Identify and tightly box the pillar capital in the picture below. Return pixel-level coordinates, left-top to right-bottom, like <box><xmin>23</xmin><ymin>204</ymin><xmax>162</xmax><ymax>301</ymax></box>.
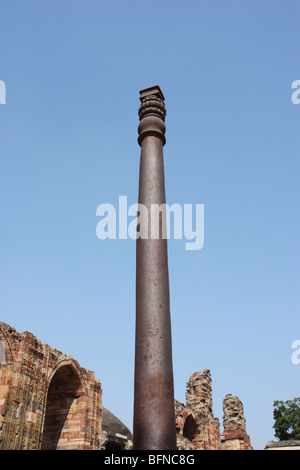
<box><xmin>138</xmin><ymin>85</ymin><xmax>166</xmax><ymax>146</ymax></box>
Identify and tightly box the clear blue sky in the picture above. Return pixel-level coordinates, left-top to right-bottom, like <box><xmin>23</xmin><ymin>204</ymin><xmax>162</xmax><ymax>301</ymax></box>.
<box><xmin>0</xmin><ymin>0</ymin><xmax>299</xmax><ymax>450</ymax></box>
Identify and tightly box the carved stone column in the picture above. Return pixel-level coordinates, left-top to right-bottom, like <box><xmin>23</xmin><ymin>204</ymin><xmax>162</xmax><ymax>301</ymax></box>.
<box><xmin>221</xmin><ymin>394</ymin><xmax>253</xmax><ymax>449</ymax></box>
<box><xmin>133</xmin><ymin>85</ymin><xmax>176</xmax><ymax>450</ymax></box>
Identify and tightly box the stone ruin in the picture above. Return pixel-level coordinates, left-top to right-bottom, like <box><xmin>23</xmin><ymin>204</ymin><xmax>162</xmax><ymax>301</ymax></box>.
<box><xmin>221</xmin><ymin>393</ymin><xmax>252</xmax><ymax>449</ymax></box>
<box><xmin>175</xmin><ymin>369</ymin><xmax>252</xmax><ymax>450</ymax></box>
<box><xmin>0</xmin><ymin>323</ymin><xmax>252</xmax><ymax>450</ymax></box>
<box><xmin>0</xmin><ymin>322</ymin><xmax>102</xmax><ymax>450</ymax></box>
<box><xmin>0</xmin><ymin>322</ymin><xmax>131</xmax><ymax>450</ymax></box>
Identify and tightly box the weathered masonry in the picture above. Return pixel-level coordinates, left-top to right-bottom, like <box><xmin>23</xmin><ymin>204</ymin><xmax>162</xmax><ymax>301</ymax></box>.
<box><xmin>175</xmin><ymin>369</ymin><xmax>252</xmax><ymax>450</ymax></box>
<box><xmin>0</xmin><ymin>323</ymin><xmax>252</xmax><ymax>450</ymax></box>
<box><xmin>0</xmin><ymin>323</ymin><xmax>102</xmax><ymax>450</ymax></box>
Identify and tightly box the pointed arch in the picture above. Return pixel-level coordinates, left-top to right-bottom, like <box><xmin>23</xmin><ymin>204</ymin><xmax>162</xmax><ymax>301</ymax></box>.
<box><xmin>183</xmin><ymin>414</ymin><xmax>198</xmax><ymax>445</ymax></box>
<box><xmin>41</xmin><ymin>358</ymin><xmax>88</xmax><ymax>450</ymax></box>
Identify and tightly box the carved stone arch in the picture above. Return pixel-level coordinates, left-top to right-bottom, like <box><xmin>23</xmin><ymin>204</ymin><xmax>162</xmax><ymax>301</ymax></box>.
<box><xmin>41</xmin><ymin>357</ymin><xmax>89</xmax><ymax>450</ymax></box>
<box><xmin>47</xmin><ymin>357</ymin><xmax>87</xmax><ymax>391</ymax></box>
<box><xmin>0</xmin><ymin>325</ymin><xmax>14</xmax><ymax>364</ymax></box>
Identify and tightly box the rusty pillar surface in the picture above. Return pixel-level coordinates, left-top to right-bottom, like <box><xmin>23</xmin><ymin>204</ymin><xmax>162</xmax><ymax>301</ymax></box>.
<box><xmin>133</xmin><ymin>85</ymin><xmax>177</xmax><ymax>450</ymax></box>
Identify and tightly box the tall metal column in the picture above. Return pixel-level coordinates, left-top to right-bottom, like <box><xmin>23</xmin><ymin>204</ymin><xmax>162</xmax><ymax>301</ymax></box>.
<box><xmin>133</xmin><ymin>85</ymin><xmax>177</xmax><ymax>450</ymax></box>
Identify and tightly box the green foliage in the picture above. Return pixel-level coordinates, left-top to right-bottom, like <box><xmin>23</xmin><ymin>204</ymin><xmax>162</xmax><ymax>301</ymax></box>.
<box><xmin>273</xmin><ymin>398</ymin><xmax>300</xmax><ymax>441</ymax></box>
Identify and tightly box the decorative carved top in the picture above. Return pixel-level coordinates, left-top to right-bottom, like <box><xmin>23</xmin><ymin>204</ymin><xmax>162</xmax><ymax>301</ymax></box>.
<box><xmin>139</xmin><ymin>85</ymin><xmax>165</xmax><ymax>102</ymax></box>
<box><xmin>138</xmin><ymin>91</ymin><xmax>166</xmax><ymax>122</ymax></box>
<box><xmin>137</xmin><ymin>85</ymin><xmax>167</xmax><ymax>146</ymax></box>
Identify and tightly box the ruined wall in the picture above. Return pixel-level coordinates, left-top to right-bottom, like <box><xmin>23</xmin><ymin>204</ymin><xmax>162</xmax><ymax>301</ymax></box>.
<box><xmin>175</xmin><ymin>370</ymin><xmax>252</xmax><ymax>450</ymax></box>
<box><xmin>220</xmin><ymin>394</ymin><xmax>252</xmax><ymax>450</ymax></box>
<box><xmin>175</xmin><ymin>400</ymin><xmax>198</xmax><ymax>450</ymax></box>
<box><xmin>185</xmin><ymin>369</ymin><xmax>221</xmax><ymax>450</ymax></box>
<box><xmin>0</xmin><ymin>323</ymin><xmax>252</xmax><ymax>451</ymax></box>
<box><xmin>0</xmin><ymin>323</ymin><xmax>102</xmax><ymax>450</ymax></box>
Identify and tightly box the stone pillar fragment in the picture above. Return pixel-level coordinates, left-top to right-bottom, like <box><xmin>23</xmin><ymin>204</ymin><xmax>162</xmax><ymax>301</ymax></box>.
<box><xmin>221</xmin><ymin>394</ymin><xmax>252</xmax><ymax>450</ymax></box>
<box><xmin>185</xmin><ymin>370</ymin><xmax>221</xmax><ymax>450</ymax></box>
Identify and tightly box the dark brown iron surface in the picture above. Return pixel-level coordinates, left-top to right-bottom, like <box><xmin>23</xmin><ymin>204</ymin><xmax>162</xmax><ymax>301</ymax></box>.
<box><xmin>133</xmin><ymin>86</ymin><xmax>177</xmax><ymax>450</ymax></box>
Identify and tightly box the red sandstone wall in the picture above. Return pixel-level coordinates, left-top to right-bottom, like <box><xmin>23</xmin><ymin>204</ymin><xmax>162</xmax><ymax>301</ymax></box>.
<box><xmin>0</xmin><ymin>323</ymin><xmax>102</xmax><ymax>450</ymax></box>
<box><xmin>1</xmin><ymin>324</ymin><xmax>252</xmax><ymax>451</ymax></box>
<box><xmin>221</xmin><ymin>426</ymin><xmax>253</xmax><ymax>450</ymax></box>
<box><xmin>175</xmin><ymin>371</ymin><xmax>252</xmax><ymax>451</ymax></box>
